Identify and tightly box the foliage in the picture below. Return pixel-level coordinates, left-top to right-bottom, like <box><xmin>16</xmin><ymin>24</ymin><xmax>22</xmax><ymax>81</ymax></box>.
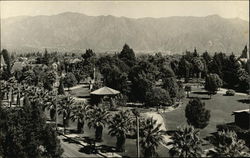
<box><xmin>207</xmin><ymin>130</ymin><xmax>249</xmax><ymax>157</ymax></box>
<box><xmin>205</xmin><ymin>73</ymin><xmax>223</xmax><ymax>96</ymax></box>
<box><xmin>225</xmin><ymin>89</ymin><xmax>235</xmax><ymax>96</ymax></box>
<box><xmin>162</xmin><ymin>77</ymin><xmax>179</xmax><ymax>100</ymax></box>
<box><xmin>44</xmin><ymin>70</ymin><xmax>57</xmax><ymax>91</ymax></box>
<box><xmin>236</xmin><ymin>68</ymin><xmax>250</xmax><ymax>92</ymax></box>
<box><xmin>129</xmin><ymin>60</ymin><xmax>158</xmax><ymax>102</ymax></box>
<box><xmin>63</xmin><ymin>72</ymin><xmax>77</xmax><ymax>90</ymax></box>
<box><xmin>58</xmin><ymin>79</ymin><xmax>65</xmax><ymax>95</ymax></box>
<box><xmin>1</xmin><ymin>49</ymin><xmax>12</xmax><ymax>80</ymax></box>
<box><xmin>145</xmin><ymin>87</ymin><xmax>172</xmax><ymax>107</ymax></box>
<box><xmin>58</xmin><ymin>96</ymin><xmax>75</xmax><ymax>127</ymax></box>
<box><xmin>240</xmin><ymin>45</ymin><xmax>248</xmax><ymax>58</ymax></box>
<box><xmin>216</xmin><ymin>124</ymin><xmax>250</xmax><ymax>148</ymax></box>
<box><xmin>101</xmin><ymin>65</ymin><xmax>130</xmax><ymax>95</ymax></box>
<box><xmin>167</xmin><ymin>125</ymin><xmax>203</xmax><ymax>158</ymax></box>
<box><xmin>73</xmin><ymin>69</ymin><xmax>86</xmax><ymax>84</ymax></box>
<box><xmin>82</xmin><ymin>49</ymin><xmax>96</xmax><ymax>60</ymax></box>
<box><xmin>118</xmin><ymin>44</ymin><xmax>136</xmax><ymax>67</ymax></box>
<box><xmin>178</xmin><ymin>57</ymin><xmax>192</xmax><ymax>81</ymax></box>
<box><xmin>71</xmin><ymin>103</ymin><xmax>89</xmax><ymax>133</ymax></box>
<box><xmin>108</xmin><ymin>110</ymin><xmax>133</xmax><ymax>152</ymax></box>
<box><xmin>0</xmin><ymin>102</ymin><xmax>63</xmax><ymax>158</ymax></box>
<box><xmin>185</xmin><ymin>98</ymin><xmax>210</xmax><ymax>129</ymax></box>
<box><xmin>139</xmin><ymin>117</ymin><xmax>164</xmax><ymax>158</ymax></box>
<box><xmin>158</xmin><ymin>65</ymin><xmax>175</xmax><ymax>79</ymax></box>
<box><xmin>86</xmin><ymin>105</ymin><xmax>110</xmax><ymax>142</ymax></box>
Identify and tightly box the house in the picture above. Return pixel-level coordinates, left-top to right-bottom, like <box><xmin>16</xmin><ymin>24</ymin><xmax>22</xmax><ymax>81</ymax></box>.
<box><xmin>11</xmin><ymin>61</ymin><xmax>27</xmax><ymax>73</ymax></box>
<box><xmin>232</xmin><ymin>109</ymin><xmax>250</xmax><ymax>129</ymax></box>
<box><xmin>238</xmin><ymin>47</ymin><xmax>250</xmax><ymax>64</ymax></box>
<box><xmin>90</xmin><ymin>86</ymin><xmax>120</xmax><ymax>105</ymax></box>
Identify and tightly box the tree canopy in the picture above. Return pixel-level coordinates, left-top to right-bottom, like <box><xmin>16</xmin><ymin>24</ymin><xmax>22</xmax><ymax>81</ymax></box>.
<box><xmin>185</xmin><ymin>98</ymin><xmax>210</xmax><ymax>129</ymax></box>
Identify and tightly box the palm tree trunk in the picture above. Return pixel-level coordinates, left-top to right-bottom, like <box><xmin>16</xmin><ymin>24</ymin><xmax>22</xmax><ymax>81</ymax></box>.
<box><xmin>77</xmin><ymin>119</ymin><xmax>84</xmax><ymax>133</ymax></box>
<box><xmin>116</xmin><ymin>134</ymin><xmax>126</xmax><ymax>152</ymax></box>
<box><xmin>95</xmin><ymin>125</ymin><xmax>103</xmax><ymax>142</ymax></box>
<box><xmin>50</xmin><ymin>108</ymin><xmax>56</xmax><ymax>121</ymax></box>
<box><xmin>63</xmin><ymin>116</ymin><xmax>70</xmax><ymax>127</ymax></box>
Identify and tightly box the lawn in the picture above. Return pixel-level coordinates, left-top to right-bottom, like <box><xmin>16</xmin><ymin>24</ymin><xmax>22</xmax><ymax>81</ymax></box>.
<box><xmin>161</xmin><ymin>86</ymin><xmax>249</xmax><ymax>139</ymax></box>
<box><xmin>54</xmin><ymin>84</ymin><xmax>249</xmax><ymax>157</ymax></box>
<box><xmin>50</xmin><ymin>108</ymin><xmax>169</xmax><ymax>158</ymax></box>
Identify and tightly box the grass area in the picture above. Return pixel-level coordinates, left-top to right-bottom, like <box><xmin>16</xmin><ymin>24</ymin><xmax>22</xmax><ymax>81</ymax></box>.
<box><xmin>161</xmin><ymin>86</ymin><xmax>249</xmax><ymax>139</ymax></box>
<box><xmin>54</xmin><ymin>84</ymin><xmax>249</xmax><ymax>157</ymax></box>
<box><xmin>47</xmin><ymin>108</ymin><xmax>169</xmax><ymax>158</ymax></box>
<box><xmin>68</xmin><ymin>84</ymin><xmax>90</xmax><ymax>98</ymax></box>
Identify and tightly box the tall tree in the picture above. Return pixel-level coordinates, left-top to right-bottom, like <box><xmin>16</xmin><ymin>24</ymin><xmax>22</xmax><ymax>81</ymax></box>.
<box><xmin>43</xmin><ymin>48</ymin><xmax>50</xmax><ymax>66</ymax></box>
<box><xmin>118</xmin><ymin>44</ymin><xmax>136</xmax><ymax>67</ymax></box>
<box><xmin>140</xmin><ymin>117</ymin><xmax>164</xmax><ymax>158</ymax></box>
<box><xmin>58</xmin><ymin>96</ymin><xmax>75</xmax><ymax>127</ymax></box>
<box><xmin>58</xmin><ymin>79</ymin><xmax>65</xmax><ymax>95</ymax></box>
<box><xmin>71</xmin><ymin>103</ymin><xmax>88</xmax><ymax>133</ymax></box>
<box><xmin>129</xmin><ymin>60</ymin><xmax>158</xmax><ymax>102</ymax></box>
<box><xmin>0</xmin><ymin>101</ymin><xmax>63</xmax><ymax>158</ymax></box>
<box><xmin>240</xmin><ymin>45</ymin><xmax>248</xmax><ymax>58</ymax></box>
<box><xmin>205</xmin><ymin>73</ymin><xmax>223</xmax><ymax>98</ymax></box>
<box><xmin>145</xmin><ymin>87</ymin><xmax>172</xmax><ymax>107</ymax></box>
<box><xmin>63</xmin><ymin>72</ymin><xmax>77</xmax><ymax>91</ymax></box>
<box><xmin>185</xmin><ymin>98</ymin><xmax>210</xmax><ymax>129</ymax></box>
<box><xmin>162</xmin><ymin>77</ymin><xmax>179</xmax><ymax>100</ymax></box>
<box><xmin>82</xmin><ymin>49</ymin><xmax>96</xmax><ymax>60</ymax></box>
<box><xmin>86</xmin><ymin>105</ymin><xmax>110</xmax><ymax>142</ymax></box>
<box><xmin>207</xmin><ymin>131</ymin><xmax>249</xmax><ymax>157</ymax></box>
<box><xmin>1</xmin><ymin>49</ymin><xmax>12</xmax><ymax>80</ymax></box>
<box><xmin>168</xmin><ymin>125</ymin><xmax>203</xmax><ymax>158</ymax></box>
<box><xmin>108</xmin><ymin>110</ymin><xmax>133</xmax><ymax>152</ymax></box>
<box><xmin>43</xmin><ymin>70</ymin><xmax>57</xmax><ymax>91</ymax></box>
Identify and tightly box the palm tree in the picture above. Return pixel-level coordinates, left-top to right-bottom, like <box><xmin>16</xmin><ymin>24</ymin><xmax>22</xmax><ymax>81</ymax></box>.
<box><xmin>58</xmin><ymin>96</ymin><xmax>75</xmax><ymax>127</ymax></box>
<box><xmin>71</xmin><ymin>103</ymin><xmax>89</xmax><ymax>133</ymax></box>
<box><xmin>207</xmin><ymin>130</ymin><xmax>249</xmax><ymax>157</ymax></box>
<box><xmin>86</xmin><ymin>105</ymin><xmax>110</xmax><ymax>142</ymax></box>
<box><xmin>139</xmin><ymin>117</ymin><xmax>164</xmax><ymax>158</ymax></box>
<box><xmin>108</xmin><ymin>110</ymin><xmax>133</xmax><ymax>152</ymax></box>
<box><xmin>167</xmin><ymin>125</ymin><xmax>203</xmax><ymax>158</ymax></box>
<box><xmin>42</xmin><ymin>90</ymin><xmax>58</xmax><ymax>120</ymax></box>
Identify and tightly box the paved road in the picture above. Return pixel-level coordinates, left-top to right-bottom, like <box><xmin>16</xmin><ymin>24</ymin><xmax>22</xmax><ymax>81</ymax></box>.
<box><xmin>58</xmin><ymin>135</ymin><xmax>101</xmax><ymax>158</ymax></box>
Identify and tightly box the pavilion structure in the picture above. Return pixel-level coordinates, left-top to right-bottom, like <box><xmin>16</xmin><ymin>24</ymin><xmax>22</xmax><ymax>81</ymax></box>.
<box><xmin>90</xmin><ymin>86</ymin><xmax>120</xmax><ymax>106</ymax></box>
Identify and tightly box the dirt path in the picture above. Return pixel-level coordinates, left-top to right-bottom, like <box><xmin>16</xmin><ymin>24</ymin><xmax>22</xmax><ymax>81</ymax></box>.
<box><xmin>217</xmin><ymin>88</ymin><xmax>247</xmax><ymax>96</ymax></box>
<box><xmin>143</xmin><ymin>112</ymin><xmax>172</xmax><ymax>149</ymax></box>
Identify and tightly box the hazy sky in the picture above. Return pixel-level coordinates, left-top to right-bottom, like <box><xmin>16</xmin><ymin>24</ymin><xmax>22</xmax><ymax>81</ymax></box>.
<box><xmin>1</xmin><ymin>1</ymin><xmax>249</xmax><ymax>21</ymax></box>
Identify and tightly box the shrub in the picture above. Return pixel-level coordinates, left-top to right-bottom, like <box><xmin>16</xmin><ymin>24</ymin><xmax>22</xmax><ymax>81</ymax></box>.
<box><xmin>217</xmin><ymin>124</ymin><xmax>250</xmax><ymax>148</ymax></box>
<box><xmin>185</xmin><ymin>98</ymin><xmax>210</xmax><ymax>129</ymax></box>
<box><xmin>226</xmin><ymin>89</ymin><xmax>235</xmax><ymax>96</ymax></box>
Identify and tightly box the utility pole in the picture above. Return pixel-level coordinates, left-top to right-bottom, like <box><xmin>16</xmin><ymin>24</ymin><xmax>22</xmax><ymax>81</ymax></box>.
<box><xmin>55</xmin><ymin>94</ymin><xmax>58</xmax><ymax>131</ymax></box>
<box><xmin>136</xmin><ymin>115</ymin><xmax>140</xmax><ymax>158</ymax></box>
<box><xmin>132</xmin><ymin>108</ymin><xmax>140</xmax><ymax>158</ymax></box>
<box><xmin>247</xmin><ymin>56</ymin><xmax>250</xmax><ymax>129</ymax></box>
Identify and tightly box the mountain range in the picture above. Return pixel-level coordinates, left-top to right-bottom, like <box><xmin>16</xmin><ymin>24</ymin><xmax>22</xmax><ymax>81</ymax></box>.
<box><xmin>1</xmin><ymin>12</ymin><xmax>249</xmax><ymax>54</ymax></box>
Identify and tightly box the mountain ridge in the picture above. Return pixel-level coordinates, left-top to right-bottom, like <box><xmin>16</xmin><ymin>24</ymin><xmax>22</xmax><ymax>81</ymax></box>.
<box><xmin>1</xmin><ymin>12</ymin><xmax>249</xmax><ymax>54</ymax></box>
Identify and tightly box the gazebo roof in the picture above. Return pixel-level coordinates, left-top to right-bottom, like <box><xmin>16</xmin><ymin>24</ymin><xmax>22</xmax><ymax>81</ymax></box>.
<box><xmin>90</xmin><ymin>86</ymin><xmax>120</xmax><ymax>96</ymax></box>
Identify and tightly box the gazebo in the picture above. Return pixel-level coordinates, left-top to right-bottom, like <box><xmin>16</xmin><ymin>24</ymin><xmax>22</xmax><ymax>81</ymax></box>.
<box><xmin>90</xmin><ymin>86</ymin><xmax>120</xmax><ymax>105</ymax></box>
<box><xmin>90</xmin><ymin>86</ymin><xmax>120</xmax><ymax>96</ymax></box>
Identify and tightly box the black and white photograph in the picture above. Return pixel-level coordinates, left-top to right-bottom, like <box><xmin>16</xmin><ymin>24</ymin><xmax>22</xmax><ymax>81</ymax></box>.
<box><xmin>0</xmin><ymin>1</ymin><xmax>249</xmax><ymax>157</ymax></box>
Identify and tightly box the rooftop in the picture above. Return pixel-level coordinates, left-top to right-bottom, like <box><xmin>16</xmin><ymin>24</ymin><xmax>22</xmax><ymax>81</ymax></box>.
<box><xmin>90</xmin><ymin>86</ymin><xmax>120</xmax><ymax>96</ymax></box>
